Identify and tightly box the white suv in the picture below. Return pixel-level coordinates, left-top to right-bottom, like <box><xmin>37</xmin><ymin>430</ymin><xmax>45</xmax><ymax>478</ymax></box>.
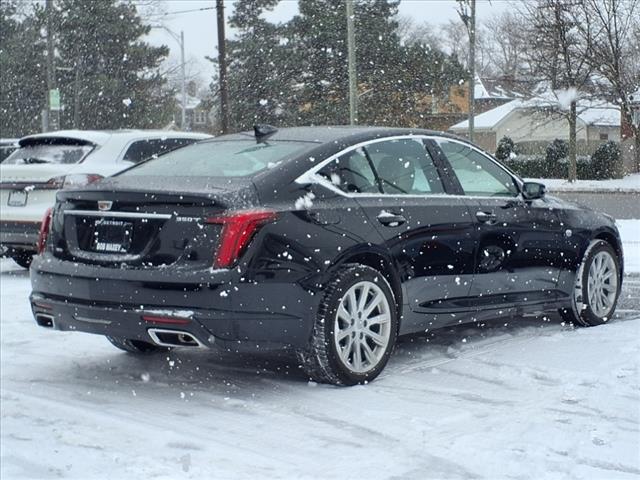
<box><xmin>0</xmin><ymin>129</ymin><xmax>211</xmax><ymax>267</ymax></box>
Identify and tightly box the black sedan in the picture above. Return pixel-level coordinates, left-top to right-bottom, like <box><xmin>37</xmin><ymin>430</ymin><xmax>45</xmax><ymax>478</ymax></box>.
<box><xmin>29</xmin><ymin>126</ymin><xmax>623</xmax><ymax>385</ymax></box>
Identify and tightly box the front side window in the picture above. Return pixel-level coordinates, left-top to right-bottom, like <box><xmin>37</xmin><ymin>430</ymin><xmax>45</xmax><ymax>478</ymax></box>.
<box><xmin>317</xmin><ymin>148</ymin><xmax>378</xmax><ymax>194</ymax></box>
<box><xmin>364</xmin><ymin>138</ymin><xmax>444</xmax><ymax>195</ymax></box>
<box><xmin>437</xmin><ymin>140</ymin><xmax>518</xmax><ymax>197</ymax></box>
<box><xmin>122</xmin><ymin>140</ymin><xmax>315</xmax><ymax>177</ymax></box>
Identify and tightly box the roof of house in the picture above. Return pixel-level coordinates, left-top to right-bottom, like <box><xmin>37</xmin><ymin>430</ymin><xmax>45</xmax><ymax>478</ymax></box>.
<box><xmin>175</xmin><ymin>93</ymin><xmax>204</xmax><ymax>110</ymax></box>
<box><xmin>451</xmin><ymin>95</ymin><xmax>621</xmax><ymax>131</ymax></box>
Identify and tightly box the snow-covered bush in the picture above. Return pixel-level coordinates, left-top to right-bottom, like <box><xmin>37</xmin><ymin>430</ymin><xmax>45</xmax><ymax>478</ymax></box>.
<box><xmin>495</xmin><ymin>136</ymin><xmax>516</xmax><ymax>162</ymax></box>
<box><xmin>590</xmin><ymin>141</ymin><xmax>623</xmax><ymax>180</ymax></box>
<box><xmin>503</xmin><ymin>154</ymin><xmax>592</xmax><ymax>179</ymax></box>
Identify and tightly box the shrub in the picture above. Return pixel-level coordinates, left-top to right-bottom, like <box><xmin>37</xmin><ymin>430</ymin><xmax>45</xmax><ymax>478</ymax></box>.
<box><xmin>495</xmin><ymin>136</ymin><xmax>516</xmax><ymax>161</ymax></box>
<box><xmin>503</xmin><ymin>155</ymin><xmax>593</xmax><ymax>179</ymax></box>
<box><xmin>545</xmin><ymin>139</ymin><xmax>568</xmax><ymax>162</ymax></box>
<box><xmin>590</xmin><ymin>141</ymin><xmax>623</xmax><ymax>180</ymax></box>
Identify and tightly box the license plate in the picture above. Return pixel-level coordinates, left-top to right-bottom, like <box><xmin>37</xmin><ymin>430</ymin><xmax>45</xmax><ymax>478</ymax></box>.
<box><xmin>8</xmin><ymin>190</ymin><xmax>27</xmax><ymax>207</ymax></box>
<box><xmin>92</xmin><ymin>219</ymin><xmax>133</xmax><ymax>253</ymax></box>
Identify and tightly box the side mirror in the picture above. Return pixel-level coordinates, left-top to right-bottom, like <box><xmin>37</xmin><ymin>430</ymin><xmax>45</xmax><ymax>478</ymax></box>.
<box><xmin>521</xmin><ymin>181</ymin><xmax>546</xmax><ymax>200</ymax></box>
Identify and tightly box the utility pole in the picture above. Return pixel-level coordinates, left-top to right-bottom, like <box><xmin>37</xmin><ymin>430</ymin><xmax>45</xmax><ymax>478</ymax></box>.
<box><xmin>346</xmin><ymin>0</ymin><xmax>358</xmax><ymax>125</ymax></box>
<box><xmin>150</xmin><ymin>26</ymin><xmax>186</xmax><ymax>129</ymax></box>
<box><xmin>216</xmin><ymin>0</ymin><xmax>229</xmax><ymax>134</ymax></box>
<box><xmin>44</xmin><ymin>0</ymin><xmax>55</xmax><ymax>132</ymax></box>
<box><xmin>457</xmin><ymin>0</ymin><xmax>475</xmax><ymax>142</ymax></box>
<box><xmin>468</xmin><ymin>0</ymin><xmax>475</xmax><ymax>142</ymax></box>
<box><xmin>180</xmin><ymin>30</ymin><xmax>186</xmax><ymax>129</ymax></box>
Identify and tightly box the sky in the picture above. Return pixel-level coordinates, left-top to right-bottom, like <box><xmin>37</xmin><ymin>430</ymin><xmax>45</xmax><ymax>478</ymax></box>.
<box><xmin>144</xmin><ymin>0</ymin><xmax>512</xmax><ymax>85</ymax></box>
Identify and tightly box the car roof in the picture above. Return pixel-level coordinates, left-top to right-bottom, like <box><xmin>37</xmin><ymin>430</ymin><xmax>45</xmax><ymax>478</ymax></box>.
<box><xmin>214</xmin><ymin>125</ymin><xmax>466</xmax><ymax>145</ymax></box>
<box><xmin>19</xmin><ymin>129</ymin><xmax>211</xmax><ymax>147</ymax></box>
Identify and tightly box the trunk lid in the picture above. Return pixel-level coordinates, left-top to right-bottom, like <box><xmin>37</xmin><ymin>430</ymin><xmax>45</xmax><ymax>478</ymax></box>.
<box><xmin>50</xmin><ymin>178</ymin><xmax>259</xmax><ymax>269</ymax></box>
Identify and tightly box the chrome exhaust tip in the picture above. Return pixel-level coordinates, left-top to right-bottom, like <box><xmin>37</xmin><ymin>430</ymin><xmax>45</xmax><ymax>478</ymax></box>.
<box><xmin>35</xmin><ymin>313</ymin><xmax>55</xmax><ymax>328</ymax></box>
<box><xmin>147</xmin><ymin>328</ymin><xmax>206</xmax><ymax>348</ymax></box>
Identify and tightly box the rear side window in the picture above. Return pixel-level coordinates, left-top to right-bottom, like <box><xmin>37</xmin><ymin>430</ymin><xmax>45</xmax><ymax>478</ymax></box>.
<box><xmin>437</xmin><ymin>140</ymin><xmax>518</xmax><ymax>197</ymax></box>
<box><xmin>122</xmin><ymin>138</ymin><xmax>199</xmax><ymax>164</ymax></box>
<box><xmin>4</xmin><ymin>144</ymin><xmax>93</xmax><ymax>165</ymax></box>
<box><xmin>122</xmin><ymin>140</ymin><xmax>314</xmax><ymax>177</ymax></box>
<box><xmin>317</xmin><ymin>148</ymin><xmax>379</xmax><ymax>194</ymax></box>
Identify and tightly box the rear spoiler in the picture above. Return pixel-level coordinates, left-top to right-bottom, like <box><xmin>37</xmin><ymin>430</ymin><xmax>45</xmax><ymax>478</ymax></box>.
<box><xmin>19</xmin><ymin>137</ymin><xmax>96</xmax><ymax>148</ymax></box>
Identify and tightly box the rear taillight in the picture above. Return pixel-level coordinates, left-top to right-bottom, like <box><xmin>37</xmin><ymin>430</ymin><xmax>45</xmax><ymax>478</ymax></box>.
<box><xmin>206</xmin><ymin>209</ymin><xmax>278</xmax><ymax>268</ymax></box>
<box><xmin>46</xmin><ymin>174</ymin><xmax>103</xmax><ymax>189</ymax></box>
<box><xmin>37</xmin><ymin>207</ymin><xmax>53</xmax><ymax>254</ymax></box>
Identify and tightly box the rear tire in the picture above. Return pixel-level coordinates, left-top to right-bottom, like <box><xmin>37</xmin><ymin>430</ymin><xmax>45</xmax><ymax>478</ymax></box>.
<box><xmin>559</xmin><ymin>240</ymin><xmax>621</xmax><ymax>327</ymax></box>
<box><xmin>297</xmin><ymin>265</ymin><xmax>398</xmax><ymax>386</ymax></box>
<box><xmin>10</xmin><ymin>251</ymin><xmax>34</xmax><ymax>269</ymax></box>
<box><xmin>106</xmin><ymin>336</ymin><xmax>167</xmax><ymax>354</ymax></box>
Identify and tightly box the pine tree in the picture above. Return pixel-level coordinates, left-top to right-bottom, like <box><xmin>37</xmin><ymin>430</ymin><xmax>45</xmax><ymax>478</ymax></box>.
<box><xmin>52</xmin><ymin>0</ymin><xmax>173</xmax><ymax>130</ymax></box>
<box><xmin>226</xmin><ymin>0</ymin><xmax>293</xmax><ymax>131</ymax></box>
<box><xmin>0</xmin><ymin>1</ymin><xmax>47</xmax><ymax>137</ymax></box>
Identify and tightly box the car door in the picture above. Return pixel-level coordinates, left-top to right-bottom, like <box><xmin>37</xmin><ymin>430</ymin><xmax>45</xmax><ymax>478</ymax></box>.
<box><xmin>315</xmin><ymin>137</ymin><xmax>477</xmax><ymax>331</ymax></box>
<box><xmin>434</xmin><ymin>139</ymin><xmax>566</xmax><ymax>307</ymax></box>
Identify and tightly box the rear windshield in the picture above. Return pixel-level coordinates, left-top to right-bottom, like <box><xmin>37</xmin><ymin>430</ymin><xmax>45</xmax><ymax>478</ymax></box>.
<box><xmin>4</xmin><ymin>144</ymin><xmax>93</xmax><ymax>165</ymax></box>
<box><xmin>121</xmin><ymin>140</ymin><xmax>314</xmax><ymax>178</ymax></box>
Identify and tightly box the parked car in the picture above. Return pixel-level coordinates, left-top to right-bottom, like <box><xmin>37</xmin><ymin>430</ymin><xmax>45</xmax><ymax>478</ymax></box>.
<box><xmin>0</xmin><ymin>138</ymin><xmax>19</xmax><ymax>163</ymax></box>
<box><xmin>29</xmin><ymin>126</ymin><xmax>623</xmax><ymax>385</ymax></box>
<box><xmin>1</xmin><ymin>129</ymin><xmax>211</xmax><ymax>267</ymax></box>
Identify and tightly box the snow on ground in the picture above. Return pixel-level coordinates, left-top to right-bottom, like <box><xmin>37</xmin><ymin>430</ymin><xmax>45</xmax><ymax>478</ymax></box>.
<box><xmin>1</xmin><ymin>252</ymin><xmax>639</xmax><ymax>479</ymax></box>
<box><xmin>528</xmin><ymin>173</ymin><xmax>640</xmax><ymax>193</ymax></box>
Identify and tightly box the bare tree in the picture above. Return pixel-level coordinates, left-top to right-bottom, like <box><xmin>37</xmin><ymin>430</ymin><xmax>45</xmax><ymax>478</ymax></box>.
<box><xmin>525</xmin><ymin>0</ymin><xmax>595</xmax><ymax>182</ymax></box>
<box><xmin>579</xmin><ymin>0</ymin><xmax>640</xmax><ymax>171</ymax></box>
<box><xmin>396</xmin><ymin>16</ymin><xmax>441</xmax><ymax>50</ymax></box>
<box><xmin>483</xmin><ymin>10</ymin><xmax>531</xmax><ymax>79</ymax></box>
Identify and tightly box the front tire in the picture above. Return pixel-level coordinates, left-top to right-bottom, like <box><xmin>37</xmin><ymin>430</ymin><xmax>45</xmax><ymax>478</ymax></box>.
<box><xmin>560</xmin><ymin>240</ymin><xmax>621</xmax><ymax>326</ymax></box>
<box><xmin>106</xmin><ymin>336</ymin><xmax>167</xmax><ymax>354</ymax></box>
<box><xmin>10</xmin><ymin>250</ymin><xmax>34</xmax><ymax>269</ymax></box>
<box><xmin>297</xmin><ymin>265</ymin><xmax>398</xmax><ymax>386</ymax></box>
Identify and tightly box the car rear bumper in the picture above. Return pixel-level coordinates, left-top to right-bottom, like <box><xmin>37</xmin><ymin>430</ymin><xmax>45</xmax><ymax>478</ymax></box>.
<box><xmin>0</xmin><ymin>221</ymin><xmax>40</xmax><ymax>251</ymax></box>
<box><xmin>29</xmin><ymin>254</ymin><xmax>319</xmax><ymax>351</ymax></box>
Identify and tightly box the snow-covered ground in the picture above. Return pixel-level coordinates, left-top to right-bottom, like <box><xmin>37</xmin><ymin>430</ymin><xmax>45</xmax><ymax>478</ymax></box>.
<box><xmin>528</xmin><ymin>173</ymin><xmax>640</xmax><ymax>192</ymax></box>
<box><xmin>1</xmin><ymin>223</ymin><xmax>639</xmax><ymax>479</ymax></box>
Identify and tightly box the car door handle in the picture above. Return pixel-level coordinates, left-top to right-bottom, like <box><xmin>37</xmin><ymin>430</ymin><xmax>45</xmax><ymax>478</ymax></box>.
<box><xmin>377</xmin><ymin>212</ymin><xmax>406</xmax><ymax>226</ymax></box>
<box><xmin>475</xmin><ymin>211</ymin><xmax>497</xmax><ymax>224</ymax></box>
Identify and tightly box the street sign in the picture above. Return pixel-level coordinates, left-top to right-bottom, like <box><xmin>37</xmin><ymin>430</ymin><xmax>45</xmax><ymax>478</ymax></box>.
<box><xmin>49</xmin><ymin>89</ymin><xmax>61</xmax><ymax>111</ymax></box>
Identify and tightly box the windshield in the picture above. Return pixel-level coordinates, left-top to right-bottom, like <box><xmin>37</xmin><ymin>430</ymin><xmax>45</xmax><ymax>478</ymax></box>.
<box><xmin>121</xmin><ymin>140</ymin><xmax>315</xmax><ymax>178</ymax></box>
<box><xmin>4</xmin><ymin>144</ymin><xmax>94</xmax><ymax>165</ymax></box>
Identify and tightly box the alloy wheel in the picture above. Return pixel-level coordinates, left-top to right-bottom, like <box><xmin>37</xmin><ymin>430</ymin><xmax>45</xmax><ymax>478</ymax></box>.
<box><xmin>333</xmin><ymin>281</ymin><xmax>392</xmax><ymax>373</ymax></box>
<box><xmin>586</xmin><ymin>250</ymin><xmax>618</xmax><ymax>318</ymax></box>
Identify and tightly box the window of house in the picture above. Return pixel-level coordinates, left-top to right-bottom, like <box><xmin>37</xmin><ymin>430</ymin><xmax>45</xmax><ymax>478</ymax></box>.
<box><xmin>194</xmin><ymin>110</ymin><xmax>207</xmax><ymax>125</ymax></box>
<box><xmin>599</xmin><ymin>133</ymin><xmax>609</xmax><ymax>141</ymax></box>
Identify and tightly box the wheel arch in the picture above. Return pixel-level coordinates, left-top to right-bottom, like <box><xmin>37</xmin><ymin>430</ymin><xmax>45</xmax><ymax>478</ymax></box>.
<box><xmin>592</xmin><ymin>227</ymin><xmax>624</xmax><ymax>279</ymax></box>
<box><xmin>331</xmin><ymin>246</ymin><xmax>403</xmax><ymax>319</ymax></box>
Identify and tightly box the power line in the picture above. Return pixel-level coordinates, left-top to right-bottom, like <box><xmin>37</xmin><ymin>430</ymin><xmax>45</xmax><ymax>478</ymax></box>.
<box><xmin>162</xmin><ymin>6</ymin><xmax>215</xmax><ymax>16</ymax></box>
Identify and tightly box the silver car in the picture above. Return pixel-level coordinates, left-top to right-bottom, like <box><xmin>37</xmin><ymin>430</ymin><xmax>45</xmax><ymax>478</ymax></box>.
<box><xmin>0</xmin><ymin>129</ymin><xmax>211</xmax><ymax>267</ymax></box>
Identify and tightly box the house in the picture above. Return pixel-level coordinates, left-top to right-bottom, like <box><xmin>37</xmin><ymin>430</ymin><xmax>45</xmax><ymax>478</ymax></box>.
<box><xmin>172</xmin><ymin>92</ymin><xmax>215</xmax><ymax>133</ymax></box>
<box><xmin>449</xmin><ymin>94</ymin><xmax>621</xmax><ymax>154</ymax></box>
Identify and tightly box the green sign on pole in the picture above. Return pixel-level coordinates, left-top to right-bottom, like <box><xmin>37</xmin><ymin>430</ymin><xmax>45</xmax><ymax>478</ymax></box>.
<box><xmin>49</xmin><ymin>88</ymin><xmax>61</xmax><ymax>111</ymax></box>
